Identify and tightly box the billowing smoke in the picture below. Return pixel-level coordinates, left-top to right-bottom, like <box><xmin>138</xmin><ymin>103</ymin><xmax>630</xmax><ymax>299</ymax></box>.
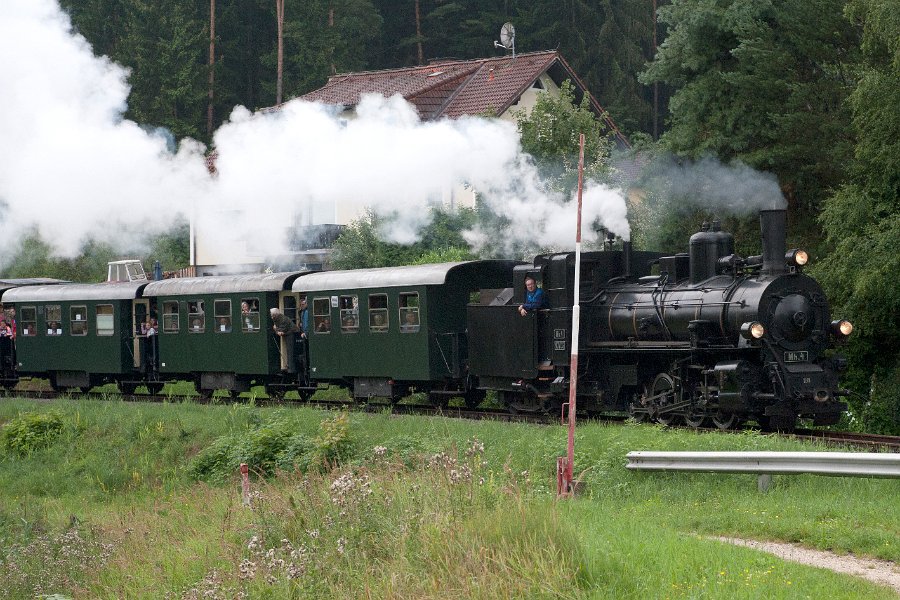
<box><xmin>636</xmin><ymin>154</ymin><xmax>787</xmax><ymax>214</ymax></box>
<box><xmin>1</xmin><ymin>0</ymin><xmax>631</xmax><ymax>272</ymax></box>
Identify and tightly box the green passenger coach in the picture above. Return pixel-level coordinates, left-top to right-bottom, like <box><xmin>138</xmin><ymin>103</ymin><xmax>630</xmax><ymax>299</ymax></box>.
<box><xmin>293</xmin><ymin>261</ymin><xmax>519</xmax><ymax>403</ymax></box>
<box><xmin>142</xmin><ymin>272</ymin><xmax>306</xmax><ymax>396</ymax></box>
<box><xmin>3</xmin><ymin>282</ymin><xmax>147</xmax><ymax>391</ymax></box>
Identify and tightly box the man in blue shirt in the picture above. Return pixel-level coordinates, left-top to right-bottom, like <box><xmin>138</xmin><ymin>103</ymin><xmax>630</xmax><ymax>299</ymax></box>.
<box><xmin>519</xmin><ymin>276</ymin><xmax>547</xmax><ymax>316</ymax></box>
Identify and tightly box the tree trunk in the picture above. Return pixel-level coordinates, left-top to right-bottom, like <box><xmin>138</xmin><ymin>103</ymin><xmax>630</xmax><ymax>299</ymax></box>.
<box><xmin>414</xmin><ymin>0</ymin><xmax>423</xmax><ymax>65</ymax></box>
<box><xmin>207</xmin><ymin>0</ymin><xmax>215</xmax><ymax>137</ymax></box>
<box><xmin>276</xmin><ymin>0</ymin><xmax>285</xmax><ymax>105</ymax></box>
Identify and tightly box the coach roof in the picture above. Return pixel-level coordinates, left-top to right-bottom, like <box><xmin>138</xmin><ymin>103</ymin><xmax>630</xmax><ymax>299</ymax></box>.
<box><xmin>2</xmin><ymin>282</ymin><xmax>146</xmax><ymax>302</ymax></box>
<box><xmin>143</xmin><ymin>272</ymin><xmax>305</xmax><ymax>296</ymax></box>
<box><xmin>292</xmin><ymin>261</ymin><xmax>520</xmax><ymax>293</ymax></box>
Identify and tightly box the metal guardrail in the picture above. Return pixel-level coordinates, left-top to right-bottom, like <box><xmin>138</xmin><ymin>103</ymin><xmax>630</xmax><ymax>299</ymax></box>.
<box><xmin>626</xmin><ymin>451</ymin><xmax>900</xmax><ymax>492</ymax></box>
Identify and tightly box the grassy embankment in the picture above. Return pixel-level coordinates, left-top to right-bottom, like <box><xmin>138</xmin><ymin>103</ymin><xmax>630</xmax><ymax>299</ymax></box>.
<box><xmin>0</xmin><ymin>394</ymin><xmax>897</xmax><ymax>599</ymax></box>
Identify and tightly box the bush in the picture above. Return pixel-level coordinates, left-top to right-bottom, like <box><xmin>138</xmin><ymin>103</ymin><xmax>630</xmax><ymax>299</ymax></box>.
<box><xmin>1</xmin><ymin>411</ymin><xmax>65</xmax><ymax>456</ymax></box>
<box><xmin>188</xmin><ymin>413</ymin><xmax>357</xmax><ymax>482</ymax></box>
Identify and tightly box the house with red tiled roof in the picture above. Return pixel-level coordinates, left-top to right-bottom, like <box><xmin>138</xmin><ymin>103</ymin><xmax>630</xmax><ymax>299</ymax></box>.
<box><xmin>300</xmin><ymin>50</ymin><xmax>628</xmax><ymax>147</ymax></box>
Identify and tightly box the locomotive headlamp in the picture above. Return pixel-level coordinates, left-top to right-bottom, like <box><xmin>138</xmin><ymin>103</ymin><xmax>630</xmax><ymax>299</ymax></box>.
<box><xmin>741</xmin><ymin>321</ymin><xmax>765</xmax><ymax>340</ymax></box>
<box><xmin>831</xmin><ymin>319</ymin><xmax>853</xmax><ymax>337</ymax></box>
<box><xmin>786</xmin><ymin>249</ymin><xmax>809</xmax><ymax>267</ymax></box>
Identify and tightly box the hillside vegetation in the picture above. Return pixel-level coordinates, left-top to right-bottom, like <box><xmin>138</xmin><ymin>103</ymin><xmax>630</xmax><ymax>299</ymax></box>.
<box><xmin>0</xmin><ymin>398</ymin><xmax>897</xmax><ymax>599</ymax></box>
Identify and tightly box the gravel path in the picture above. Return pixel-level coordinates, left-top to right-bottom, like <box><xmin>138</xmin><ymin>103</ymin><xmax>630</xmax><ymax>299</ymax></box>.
<box><xmin>716</xmin><ymin>537</ymin><xmax>900</xmax><ymax>595</ymax></box>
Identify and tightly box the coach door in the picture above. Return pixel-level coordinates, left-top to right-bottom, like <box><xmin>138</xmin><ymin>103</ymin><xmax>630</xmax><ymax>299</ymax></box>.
<box><xmin>132</xmin><ymin>299</ymin><xmax>150</xmax><ymax>369</ymax></box>
<box><xmin>279</xmin><ymin>292</ymin><xmax>302</xmax><ymax>372</ymax></box>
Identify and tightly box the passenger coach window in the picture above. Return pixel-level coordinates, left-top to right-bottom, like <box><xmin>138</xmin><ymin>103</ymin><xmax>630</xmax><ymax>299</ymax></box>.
<box><xmin>188</xmin><ymin>300</ymin><xmax>205</xmax><ymax>333</ymax></box>
<box><xmin>162</xmin><ymin>301</ymin><xmax>179</xmax><ymax>333</ymax></box>
<box><xmin>340</xmin><ymin>295</ymin><xmax>359</xmax><ymax>333</ymax></box>
<box><xmin>96</xmin><ymin>305</ymin><xmax>114</xmax><ymax>336</ymax></box>
<box><xmin>399</xmin><ymin>292</ymin><xmax>420</xmax><ymax>333</ymax></box>
<box><xmin>20</xmin><ymin>307</ymin><xmax>36</xmax><ymax>336</ymax></box>
<box><xmin>240</xmin><ymin>298</ymin><xmax>259</xmax><ymax>332</ymax></box>
<box><xmin>369</xmin><ymin>294</ymin><xmax>388</xmax><ymax>332</ymax></box>
<box><xmin>313</xmin><ymin>298</ymin><xmax>331</xmax><ymax>334</ymax></box>
<box><xmin>46</xmin><ymin>305</ymin><xmax>62</xmax><ymax>336</ymax></box>
<box><xmin>71</xmin><ymin>306</ymin><xmax>88</xmax><ymax>336</ymax></box>
<box><xmin>214</xmin><ymin>299</ymin><xmax>231</xmax><ymax>333</ymax></box>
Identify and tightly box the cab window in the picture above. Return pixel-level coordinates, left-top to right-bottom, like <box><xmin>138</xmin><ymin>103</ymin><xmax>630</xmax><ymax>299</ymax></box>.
<box><xmin>20</xmin><ymin>306</ymin><xmax>36</xmax><ymax>337</ymax></box>
<box><xmin>368</xmin><ymin>294</ymin><xmax>388</xmax><ymax>332</ymax></box>
<box><xmin>162</xmin><ymin>301</ymin><xmax>179</xmax><ymax>333</ymax></box>
<box><xmin>214</xmin><ymin>299</ymin><xmax>232</xmax><ymax>333</ymax></box>
<box><xmin>96</xmin><ymin>305</ymin><xmax>114</xmax><ymax>336</ymax></box>
<box><xmin>313</xmin><ymin>298</ymin><xmax>331</xmax><ymax>334</ymax></box>
<box><xmin>340</xmin><ymin>295</ymin><xmax>358</xmax><ymax>333</ymax></box>
<box><xmin>399</xmin><ymin>292</ymin><xmax>420</xmax><ymax>333</ymax></box>
<box><xmin>71</xmin><ymin>305</ymin><xmax>88</xmax><ymax>336</ymax></box>
<box><xmin>46</xmin><ymin>304</ymin><xmax>62</xmax><ymax>336</ymax></box>
<box><xmin>188</xmin><ymin>300</ymin><xmax>205</xmax><ymax>333</ymax></box>
<box><xmin>240</xmin><ymin>298</ymin><xmax>260</xmax><ymax>332</ymax></box>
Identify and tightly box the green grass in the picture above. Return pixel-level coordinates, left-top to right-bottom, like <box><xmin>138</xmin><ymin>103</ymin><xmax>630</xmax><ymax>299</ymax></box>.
<box><xmin>0</xmin><ymin>398</ymin><xmax>897</xmax><ymax>599</ymax></box>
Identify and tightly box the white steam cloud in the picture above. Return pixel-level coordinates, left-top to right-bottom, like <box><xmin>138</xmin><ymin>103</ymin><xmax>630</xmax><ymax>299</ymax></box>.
<box><xmin>638</xmin><ymin>154</ymin><xmax>787</xmax><ymax>214</ymax></box>
<box><xmin>1</xmin><ymin>0</ymin><xmax>630</xmax><ymax>272</ymax></box>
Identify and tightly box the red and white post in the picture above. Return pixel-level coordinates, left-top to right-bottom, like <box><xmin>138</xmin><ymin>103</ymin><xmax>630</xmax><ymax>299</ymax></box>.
<box><xmin>557</xmin><ymin>133</ymin><xmax>586</xmax><ymax>498</ymax></box>
<box><xmin>240</xmin><ymin>463</ymin><xmax>251</xmax><ymax>506</ymax></box>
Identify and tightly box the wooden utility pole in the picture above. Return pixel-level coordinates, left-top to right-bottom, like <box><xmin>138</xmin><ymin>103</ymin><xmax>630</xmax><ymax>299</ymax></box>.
<box><xmin>414</xmin><ymin>0</ymin><xmax>424</xmax><ymax>65</ymax></box>
<box><xmin>207</xmin><ymin>0</ymin><xmax>216</xmax><ymax>137</ymax></box>
<box><xmin>276</xmin><ymin>0</ymin><xmax>285</xmax><ymax>104</ymax></box>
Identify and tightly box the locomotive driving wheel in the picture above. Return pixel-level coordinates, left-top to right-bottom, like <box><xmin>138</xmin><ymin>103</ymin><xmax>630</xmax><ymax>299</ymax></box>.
<box><xmin>648</xmin><ymin>373</ymin><xmax>680</xmax><ymax>427</ymax></box>
<box><xmin>683</xmin><ymin>405</ymin><xmax>708</xmax><ymax>428</ymax></box>
<box><xmin>711</xmin><ymin>411</ymin><xmax>738</xmax><ymax>430</ymax></box>
<box><xmin>627</xmin><ymin>394</ymin><xmax>649</xmax><ymax>423</ymax></box>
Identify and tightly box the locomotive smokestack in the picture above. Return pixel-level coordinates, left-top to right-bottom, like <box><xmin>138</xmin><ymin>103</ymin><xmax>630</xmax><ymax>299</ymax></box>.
<box><xmin>760</xmin><ymin>209</ymin><xmax>787</xmax><ymax>275</ymax></box>
<box><xmin>623</xmin><ymin>241</ymin><xmax>632</xmax><ymax>278</ymax></box>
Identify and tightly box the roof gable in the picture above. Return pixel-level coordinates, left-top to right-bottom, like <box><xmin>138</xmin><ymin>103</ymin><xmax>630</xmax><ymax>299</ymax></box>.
<box><xmin>299</xmin><ymin>50</ymin><xmax>627</xmax><ymax>147</ymax></box>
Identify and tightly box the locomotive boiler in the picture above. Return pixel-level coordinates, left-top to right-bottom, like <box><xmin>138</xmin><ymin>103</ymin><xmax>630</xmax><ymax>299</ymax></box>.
<box><xmin>468</xmin><ymin>209</ymin><xmax>851</xmax><ymax>431</ymax></box>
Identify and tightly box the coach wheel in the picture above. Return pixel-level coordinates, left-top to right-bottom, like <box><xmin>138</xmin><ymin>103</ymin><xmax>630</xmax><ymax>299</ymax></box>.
<box><xmin>649</xmin><ymin>373</ymin><xmax>679</xmax><ymax>427</ymax></box>
<box><xmin>464</xmin><ymin>388</ymin><xmax>485</xmax><ymax>410</ymax></box>
<box><xmin>427</xmin><ymin>392</ymin><xmax>450</xmax><ymax>409</ymax></box>
<box><xmin>146</xmin><ymin>382</ymin><xmax>164</xmax><ymax>396</ymax></box>
<box><xmin>711</xmin><ymin>411</ymin><xmax>738</xmax><ymax>430</ymax></box>
<box><xmin>120</xmin><ymin>382</ymin><xmax>138</xmax><ymax>395</ymax></box>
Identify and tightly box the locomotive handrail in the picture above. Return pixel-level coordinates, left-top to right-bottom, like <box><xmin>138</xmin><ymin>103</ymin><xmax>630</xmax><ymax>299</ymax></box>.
<box><xmin>626</xmin><ymin>451</ymin><xmax>900</xmax><ymax>492</ymax></box>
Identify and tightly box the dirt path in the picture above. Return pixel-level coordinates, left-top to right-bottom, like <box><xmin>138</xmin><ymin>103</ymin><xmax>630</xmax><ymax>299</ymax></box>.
<box><xmin>716</xmin><ymin>537</ymin><xmax>900</xmax><ymax>595</ymax></box>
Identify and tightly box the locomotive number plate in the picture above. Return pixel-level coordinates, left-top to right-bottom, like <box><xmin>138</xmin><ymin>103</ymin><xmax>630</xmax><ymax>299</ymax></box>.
<box><xmin>784</xmin><ymin>351</ymin><xmax>808</xmax><ymax>363</ymax></box>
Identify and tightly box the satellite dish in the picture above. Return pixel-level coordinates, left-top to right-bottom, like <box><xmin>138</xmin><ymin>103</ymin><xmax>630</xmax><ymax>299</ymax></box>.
<box><xmin>500</xmin><ymin>22</ymin><xmax>516</xmax><ymax>48</ymax></box>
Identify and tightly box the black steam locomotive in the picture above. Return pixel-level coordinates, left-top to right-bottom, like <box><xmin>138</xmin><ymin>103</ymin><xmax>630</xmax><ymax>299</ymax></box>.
<box><xmin>469</xmin><ymin>209</ymin><xmax>852</xmax><ymax>431</ymax></box>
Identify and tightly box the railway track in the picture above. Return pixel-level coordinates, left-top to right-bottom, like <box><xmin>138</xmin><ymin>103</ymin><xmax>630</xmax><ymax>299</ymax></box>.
<box><xmin>4</xmin><ymin>384</ymin><xmax>898</xmax><ymax>452</ymax></box>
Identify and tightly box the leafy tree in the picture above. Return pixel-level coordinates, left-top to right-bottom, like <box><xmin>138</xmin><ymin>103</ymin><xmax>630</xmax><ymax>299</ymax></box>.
<box><xmin>641</xmin><ymin>0</ymin><xmax>859</xmax><ymax>218</ymax></box>
<box><xmin>117</xmin><ymin>0</ymin><xmax>208</xmax><ymax>140</ymax></box>
<box><xmin>146</xmin><ymin>220</ymin><xmax>191</xmax><ymax>272</ymax></box>
<box><xmin>331</xmin><ymin>207</ymin><xmax>475</xmax><ymax>269</ymax></box>
<box><xmin>59</xmin><ymin>0</ymin><xmax>127</xmax><ymax>58</ymax></box>
<box><xmin>516</xmin><ymin>80</ymin><xmax>612</xmax><ymax>191</ymax></box>
<box><xmin>813</xmin><ymin>0</ymin><xmax>900</xmax><ymax>433</ymax></box>
<box><xmin>265</xmin><ymin>0</ymin><xmax>384</xmax><ymax>101</ymax></box>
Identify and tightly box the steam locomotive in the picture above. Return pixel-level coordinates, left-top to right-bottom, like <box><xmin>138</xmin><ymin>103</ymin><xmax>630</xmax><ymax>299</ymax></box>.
<box><xmin>0</xmin><ymin>209</ymin><xmax>851</xmax><ymax>432</ymax></box>
<box><xmin>470</xmin><ymin>208</ymin><xmax>852</xmax><ymax>431</ymax></box>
